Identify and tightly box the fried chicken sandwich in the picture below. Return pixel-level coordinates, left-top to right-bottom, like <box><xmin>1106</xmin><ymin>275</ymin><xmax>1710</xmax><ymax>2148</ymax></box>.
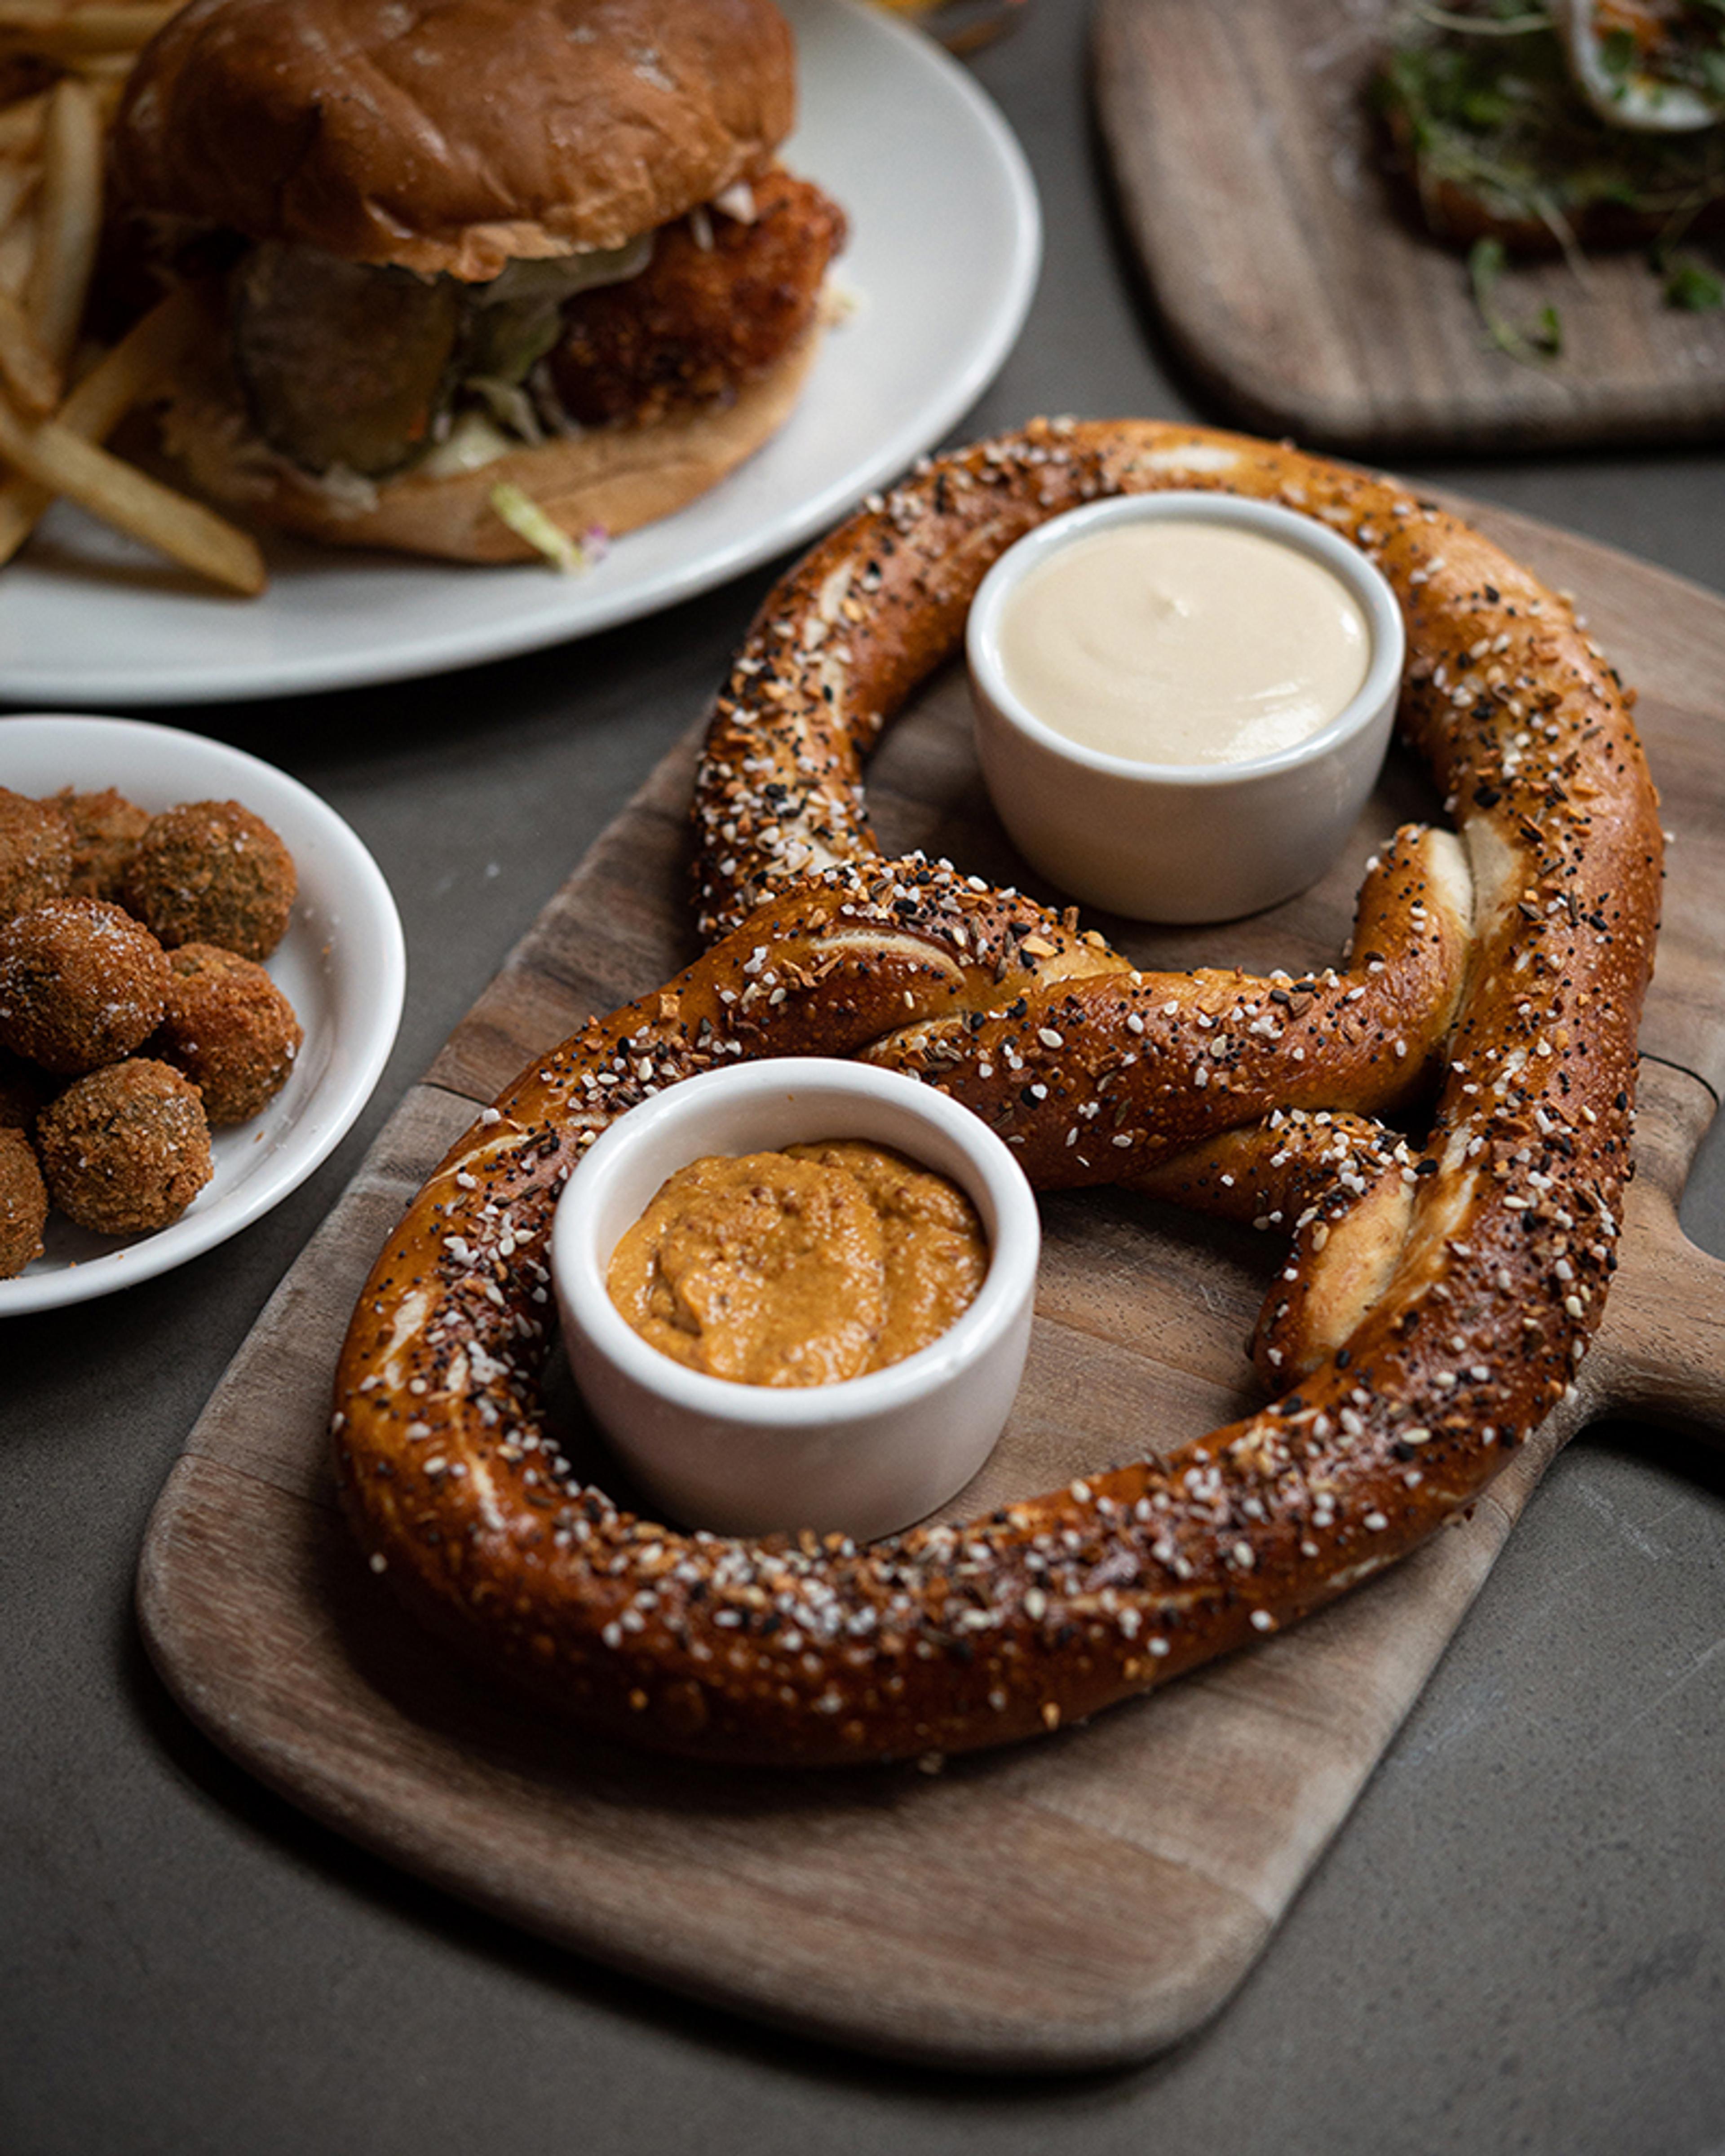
<box><xmin>110</xmin><ymin>0</ymin><xmax>846</xmax><ymax>562</ymax></box>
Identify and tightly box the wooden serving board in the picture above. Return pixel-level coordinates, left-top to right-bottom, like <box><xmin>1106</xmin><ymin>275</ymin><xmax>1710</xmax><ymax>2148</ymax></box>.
<box><xmin>1093</xmin><ymin>0</ymin><xmax>1725</xmax><ymax>454</ymax></box>
<box><xmin>137</xmin><ymin>499</ymin><xmax>1725</xmax><ymax>2072</ymax></box>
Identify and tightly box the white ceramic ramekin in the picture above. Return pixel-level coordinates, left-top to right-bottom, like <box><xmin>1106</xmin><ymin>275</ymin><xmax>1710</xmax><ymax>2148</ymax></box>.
<box><xmin>551</xmin><ymin>1058</ymin><xmax>1040</xmax><ymax>1540</ymax></box>
<box><xmin>966</xmin><ymin>490</ymin><xmax>1406</xmax><ymax>923</ymax></box>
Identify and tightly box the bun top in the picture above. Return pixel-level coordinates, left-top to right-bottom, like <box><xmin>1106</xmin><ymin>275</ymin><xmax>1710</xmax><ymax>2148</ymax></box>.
<box><xmin>114</xmin><ymin>0</ymin><xmax>797</xmax><ymax>281</ymax></box>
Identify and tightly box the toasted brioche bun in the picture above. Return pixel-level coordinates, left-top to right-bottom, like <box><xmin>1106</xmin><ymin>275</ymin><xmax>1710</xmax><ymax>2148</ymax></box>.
<box><xmin>150</xmin><ymin>320</ymin><xmax>827</xmax><ymax>563</ymax></box>
<box><xmin>114</xmin><ymin>0</ymin><xmax>796</xmax><ymax>282</ymax></box>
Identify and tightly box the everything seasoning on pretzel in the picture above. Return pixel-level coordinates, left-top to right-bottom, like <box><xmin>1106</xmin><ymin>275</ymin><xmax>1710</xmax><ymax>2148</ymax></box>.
<box><xmin>333</xmin><ymin>418</ymin><xmax>1661</xmax><ymax>1767</ymax></box>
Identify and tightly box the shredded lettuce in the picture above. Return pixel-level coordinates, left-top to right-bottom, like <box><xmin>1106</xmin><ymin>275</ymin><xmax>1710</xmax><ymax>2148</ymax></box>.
<box><xmin>476</xmin><ymin>239</ymin><xmax>654</xmax><ymax>313</ymax></box>
<box><xmin>463</xmin><ymin>304</ymin><xmax>566</xmax><ymax>393</ymax></box>
<box><xmin>489</xmin><ymin>482</ymin><xmax>590</xmax><ymax>574</ymax></box>
<box><xmin>464</xmin><ymin>375</ymin><xmax>544</xmax><ymax>441</ymax></box>
<box><xmin>415</xmin><ymin>235</ymin><xmax>656</xmax><ymax>474</ymax></box>
<box><xmin>419</xmin><ymin>411</ymin><xmax>517</xmax><ymax>478</ymax></box>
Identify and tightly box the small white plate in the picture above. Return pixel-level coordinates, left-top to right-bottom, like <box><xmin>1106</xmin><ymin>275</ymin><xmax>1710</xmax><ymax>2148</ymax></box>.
<box><xmin>553</xmin><ymin>1059</ymin><xmax>1040</xmax><ymax>1540</ymax></box>
<box><xmin>0</xmin><ymin>714</ymin><xmax>405</xmax><ymax>1313</ymax></box>
<box><xmin>0</xmin><ymin>0</ymin><xmax>1041</xmax><ymax>707</ymax></box>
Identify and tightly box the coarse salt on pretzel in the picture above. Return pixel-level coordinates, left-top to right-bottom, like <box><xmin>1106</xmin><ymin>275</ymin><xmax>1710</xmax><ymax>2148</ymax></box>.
<box><xmin>333</xmin><ymin>418</ymin><xmax>1662</xmax><ymax>1767</ymax></box>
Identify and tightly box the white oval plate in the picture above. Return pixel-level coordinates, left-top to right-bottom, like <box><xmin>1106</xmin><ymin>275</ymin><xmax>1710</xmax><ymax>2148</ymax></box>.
<box><xmin>0</xmin><ymin>715</ymin><xmax>405</xmax><ymax>1313</ymax></box>
<box><xmin>0</xmin><ymin>0</ymin><xmax>1041</xmax><ymax>707</ymax></box>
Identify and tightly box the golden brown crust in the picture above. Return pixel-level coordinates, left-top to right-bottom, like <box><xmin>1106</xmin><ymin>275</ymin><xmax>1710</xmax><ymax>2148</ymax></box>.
<box><xmin>122</xmin><ymin>799</ymin><xmax>296</xmax><ymax>961</ymax></box>
<box><xmin>332</xmin><ymin>418</ymin><xmax>1663</xmax><ymax>1767</ymax></box>
<box><xmin>0</xmin><ymin>788</ymin><xmax>73</xmax><ymax>918</ymax></box>
<box><xmin>36</xmin><ymin>1057</ymin><xmax>212</xmax><ymax>1234</ymax></box>
<box><xmin>550</xmin><ymin>168</ymin><xmax>847</xmax><ymax>427</ymax></box>
<box><xmin>0</xmin><ymin>1124</ymin><xmax>46</xmax><ymax>1277</ymax></box>
<box><xmin>155</xmin><ymin>942</ymin><xmax>303</xmax><ymax>1125</ymax></box>
<box><xmin>50</xmin><ymin>787</ymin><xmax>151</xmax><ymax>905</ymax></box>
<box><xmin>0</xmin><ymin>897</ymin><xmax>170</xmax><ymax>1076</ymax></box>
<box><xmin>858</xmin><ymin>822</ymin><xmax>1474</xmax><ymax>1187</ymax></box>
<box><xmin>114</xmin><ymin>0</ymin><xmax>796</xmax><ymax>281</ymax></box>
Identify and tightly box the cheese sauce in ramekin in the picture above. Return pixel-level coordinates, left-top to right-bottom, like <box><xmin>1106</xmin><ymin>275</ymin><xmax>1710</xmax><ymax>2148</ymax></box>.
<box><xmin>965</xmin><ymin>490</ymin><xmax>1406</xmax><ymax>923</ymax></box>
<box><xmin>996</xmin><ymin>520</ymin><xmax>1370</xmax><ymax>768</ymax></box>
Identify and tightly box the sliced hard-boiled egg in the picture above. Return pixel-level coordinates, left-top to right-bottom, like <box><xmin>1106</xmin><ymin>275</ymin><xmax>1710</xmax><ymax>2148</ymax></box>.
<box><xmin>1557</xmin><ymin>0</ymin><xmax>1725</xmax><ymax>131</ymax></box>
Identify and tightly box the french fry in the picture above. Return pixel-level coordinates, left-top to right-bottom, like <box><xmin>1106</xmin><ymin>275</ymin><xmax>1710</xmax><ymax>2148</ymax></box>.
<box><xmin>0</xmin><ymin>157</ymin><xmax>40</xmax><ymax>241</ymax></box>
<box><xmin>0</xmin><ymin>277</ymin><xmax>57</xmax><ymax>407</ymax></box>
<box><xmin>0</xmin><ymin>4</ymin><xmax>177</xmax><ymax>60</ymax></box>
<box><xmin>66</xmin><ymin>47</ymin><xmax>135</xmax><ymax>79</ymax></box>
<box><xmin>0</xmin><ymin>200</ymin><xmax>36</xmax><ymax>296</ymax></box>
<box><xmin>24</xmin><ymin>74</ymin><xmax>100</xmax><ymax>367</ymax></box>
<box><xmin>0</xmin><ymin>284</ymin><xmax>199</xmax><ymax>561</ymax></box>
<box><xmin>0</xmin><ymin>282</ymin><xmax>197</xmax><ymax>556</ymax></box>
<box><xmin>0</xmin><ymin>380</ymin><xmax>267</xmax><ymax>594</ymax></box>
<box><xmin>0</xmin><ymin>84</ymin><xmax>48</xmax><ymax>155</ymax></box>
<box><xmin>0</xmin><ymin>9</ymin><xmax>271</xmax><ymax>602</ymax></box>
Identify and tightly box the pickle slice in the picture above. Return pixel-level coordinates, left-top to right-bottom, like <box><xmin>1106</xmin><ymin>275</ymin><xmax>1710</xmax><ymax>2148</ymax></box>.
<box><xmin>231</xmin><ymin>242</ymin><xmax>464</xmax><ymax>478</ymax></box>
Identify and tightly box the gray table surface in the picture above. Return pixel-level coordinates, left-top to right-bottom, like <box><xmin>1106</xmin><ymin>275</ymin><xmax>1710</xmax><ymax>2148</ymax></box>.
<box><xmin>8</xmin><ymin>7</ymin><xmax>1725</xmax><ymax>2153</ymax></box>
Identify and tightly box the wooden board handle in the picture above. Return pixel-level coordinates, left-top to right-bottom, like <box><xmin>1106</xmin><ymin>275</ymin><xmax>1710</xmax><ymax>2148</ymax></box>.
<box><xmin>1592</xmin><ymin>1061</ymin><xmax>1725</xmax><ymax>1451</ymax></box>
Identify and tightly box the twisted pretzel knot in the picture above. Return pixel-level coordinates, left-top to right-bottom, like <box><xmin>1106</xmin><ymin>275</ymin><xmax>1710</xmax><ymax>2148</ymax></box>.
<box><xmin>334</xmin><ymin>419</ymin><xmax>1662</xmax><ymax>1766</ymax></box>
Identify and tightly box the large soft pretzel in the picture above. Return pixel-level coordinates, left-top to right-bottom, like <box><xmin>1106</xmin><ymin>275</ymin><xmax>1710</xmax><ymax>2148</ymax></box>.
<box><xmin>333</xmin><ymin>419</ymin><xmax>1661</xmax><ymax>1766</ymax></box>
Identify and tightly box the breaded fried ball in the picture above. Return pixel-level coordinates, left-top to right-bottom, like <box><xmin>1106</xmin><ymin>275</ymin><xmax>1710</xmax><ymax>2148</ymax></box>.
<box><xmin>123</xmin><ymin>799</ymin><xmax>297</xmax><ymax>960</ymax></box>
<box><xmin>0</xmin><ymin>787</ymin><xmax>73</xmax><ymax>919</ymax></box>
<box><xmin>0</xmin><ymin>1125</ymin><xmax>47</xmax><ymax>1276</ymax></box>
<box><xmin>49</xmin><ymin>786</ymin><xmax>152</xmax><ymax>903</ymax></box>
<box><xmin>0</xmin><ymin>1045</ymin><xmax>47</xmax><ymax>1130</ymax></box>
<box><xmin>155</xmin><ymin>941</ymin><xmax>303</xmax><ymax>1124</ymax></box>
<box><xmin>36</xmin><ymin>1058</ymin><xmax>212</xmax><ymax>1234</ymax></box>
<box><xmin>0</xmin><ymin>897</ymin><xmax>170</xmax><ymax>1075</ymax></box>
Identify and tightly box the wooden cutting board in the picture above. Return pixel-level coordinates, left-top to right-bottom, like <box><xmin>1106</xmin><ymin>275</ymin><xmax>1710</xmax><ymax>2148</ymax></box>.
<box><xmin>136</xmin><ymin>497</ymin><xmax>1725</xmax><ymax>2072</ymax></box>
<box><xmin>1093</xmin><ymin>0</ymin><xmax>1725</xmax><ymax>453</ymax></box>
